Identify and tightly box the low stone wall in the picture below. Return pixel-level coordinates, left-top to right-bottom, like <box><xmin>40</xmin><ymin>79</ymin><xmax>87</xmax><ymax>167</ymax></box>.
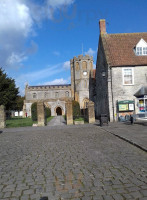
<box><xmin>0</xmin><ymin>105</ymin><xmax>6</xmax><ymax>128</ymax></box>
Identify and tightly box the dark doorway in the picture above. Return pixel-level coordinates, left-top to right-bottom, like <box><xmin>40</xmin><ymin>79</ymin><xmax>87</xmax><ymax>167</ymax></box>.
<box><xmin>56</xmin><ymin>107</ymin><xmax>62</xmax><ymax>116</ymax></box>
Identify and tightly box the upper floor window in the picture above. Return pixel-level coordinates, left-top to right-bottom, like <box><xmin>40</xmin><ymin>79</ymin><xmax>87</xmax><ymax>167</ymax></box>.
<box><xmin>65</xmin><ymin>91</ymin><xmax>69</xmax><ymax>97</ymax></box>
<box><xmin>33</xmin><ymin>93</ymin><xmax>37</xmax><ymax>99</ymax></box>
<box><xmin>135</xmin><ymin>39</ymin><xmax>147</xmax><ymax>56</ymax></box>
<box><xmin>44</xmin><ymin>92</ymin><xmax>48</xmax><ymax>98</ymax></box>
<box><xmin>123</xmin><ymin>68</ymin><xmax>134</xmax><ymax>85</ymax></box>
<box><xmin>82</xmin><ymin>61</ymin><xmax>87</xmax><ymax>71</ymax></box>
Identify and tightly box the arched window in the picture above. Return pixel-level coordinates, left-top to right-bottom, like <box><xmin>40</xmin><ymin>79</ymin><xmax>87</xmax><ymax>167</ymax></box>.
<box><xmin>82</xmin><ymin>61</ymin><xmax>87</xmax><ymax>71</ymax></box>
<box><xmin>83</xmin><ymin>99</ymin><xmax>89</xmax><ymax>109</ymax></box>
<box><xmin>76</xmin><ymin>62</ymin><xmax>79</xmax><ymax>71</ymax></box>
<box><xmin>90</xmin><ymin>61</ymin><xmax>93</xmax><ymax>70</ymax></box>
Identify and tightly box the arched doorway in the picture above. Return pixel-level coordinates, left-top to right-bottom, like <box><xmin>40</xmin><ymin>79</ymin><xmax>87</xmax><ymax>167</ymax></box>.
<box><xmin>56</xmin><ymin>107</ymin><xmax>62</xmax><ymax>116</ymax></box>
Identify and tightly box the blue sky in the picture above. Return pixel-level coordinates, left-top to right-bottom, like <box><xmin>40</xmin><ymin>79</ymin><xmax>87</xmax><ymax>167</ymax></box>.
<box><xmin>0</xmin><ymin>0</ymin><xmax>147</xmax><ymax>95</ymax></box>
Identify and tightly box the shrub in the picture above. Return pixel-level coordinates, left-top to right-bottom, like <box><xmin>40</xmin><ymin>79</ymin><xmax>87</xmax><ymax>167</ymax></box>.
<box><xmin>31</xmin><ymin>102</ymin><xmax>37</xmax><ymax>121</ymax></box>
<box><xmin>72</xmin><ymin>100</ymin><xmax>80</xmax><ymax>118</ymax></box>
<box><xmin>45</xmin><ymin>107</ymin><xmax>51</xmax><ymax>118</ymax></box>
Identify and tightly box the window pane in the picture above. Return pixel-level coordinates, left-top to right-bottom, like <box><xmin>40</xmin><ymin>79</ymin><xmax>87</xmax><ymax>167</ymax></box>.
<box><xmin>124</xmin><ymin>69</ymin><xmax>133</xmax><ymax>84</ymax></box>
<box><xmin>143</xmin><ymin>47</ymin><xmax>147</xmax><ymax>55</ymax></box>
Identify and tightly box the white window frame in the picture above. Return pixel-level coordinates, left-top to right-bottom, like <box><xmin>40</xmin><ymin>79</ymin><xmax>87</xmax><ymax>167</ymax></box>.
<box><xmin>136</xmin><ymin>47</ymin><xmax>147</xmax><ymax>55</ymax></box>
<box><xmin>135</xmin><ymin>39</ymin><xmax>147</xmax><ymax>56</ymax></box>
<box><xmin>122</xmin><ymin>68</ymin><xmax>134</xmax><ymax>85</ymax></box>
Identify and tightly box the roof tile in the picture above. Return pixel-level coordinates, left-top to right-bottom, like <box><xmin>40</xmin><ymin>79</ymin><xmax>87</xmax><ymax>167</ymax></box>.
<box><xmin>102</xmin><ymin>33</ymin><xmax>147</xmax><ymax>66</ymax></box>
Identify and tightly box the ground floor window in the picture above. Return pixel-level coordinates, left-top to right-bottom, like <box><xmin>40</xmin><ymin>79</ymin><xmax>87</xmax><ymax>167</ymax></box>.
<box><xmin>138</xmin><ymin>98</ymin><xmax>147</xmax><ymax>112</ymax></box>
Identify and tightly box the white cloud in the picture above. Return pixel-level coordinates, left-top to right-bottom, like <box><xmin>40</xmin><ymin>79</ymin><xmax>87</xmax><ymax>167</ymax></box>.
<box><xmin>53</xmin><ymin>51</ymin><xmax>60</xmax><ymax>56</ymax></box>
<box><xmin>15</xmin><ymin>61</ymin><xmax>70</xmax><ymax>95</ymax></box>
<box><xmin>44</xmin><ymin>78</ymin><xmax>69</xmax><ymax>85</ymax></box>
<box><xmin>85</xmin><ymin>48</ymin><xmax>96</xmax><ymax>56</ymax></box>
<box><xmin>0</xmin><ymin>0</ymin><xmax>34</xmax><ymax>68</ymax></box>
<box><xmin>0</xmin><ymin>0</ymin><xmax>33</xmax><ymax>37</ymax></box>
<box><xmin>47</xmin><ymin>0</ymin><xmax>74</xmax><ymax>9</ymax></box>
<box><xmin>0</xmin><ymin>0</ymin><xmax>75</xmax><ymax>69</ymax></box>
<box><xmin>7</xmin><ymin>52</ymin><xmax>27</xmax><ymax>65</ymax></box>
<box><xmin>63</xmin><ymin>61</ymin><xmax>70</xmax><ymax>70</ymax></box>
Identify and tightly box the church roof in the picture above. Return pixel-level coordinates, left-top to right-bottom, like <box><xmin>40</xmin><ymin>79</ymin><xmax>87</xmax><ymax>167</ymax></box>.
<box><xmin>28</xmin><ymin>84</ymin><xmax>71</xmax><ymax>88</ymax></box>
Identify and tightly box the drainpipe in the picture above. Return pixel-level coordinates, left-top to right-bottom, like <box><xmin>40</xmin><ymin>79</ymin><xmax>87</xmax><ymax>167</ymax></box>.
<box><xmin>110</xmin><ymin>67</ymin><xmax>115</xmax><ymax>122</ymax></box>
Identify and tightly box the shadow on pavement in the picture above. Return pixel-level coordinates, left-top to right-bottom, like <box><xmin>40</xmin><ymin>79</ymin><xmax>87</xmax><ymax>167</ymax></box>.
<box><xmin>0</xmin><ymin>131</ymin><xmax>3</xmax><ymax>134</ymax></box>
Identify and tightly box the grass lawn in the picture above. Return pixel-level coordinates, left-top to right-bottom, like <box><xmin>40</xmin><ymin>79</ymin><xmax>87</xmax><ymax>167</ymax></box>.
<box><xmin>6</xmin><ymin>116</ymin><xmax>54</xmax><ymax>128</ymax></box>
<box><xmin>74</xmin><ymin>117</ymin><xmax>84</xmax><ymax>121</ymax></box>
<box><xmin>6</xmin><ymin>117</ymin><xmax>34</xmax><ymax>128</ymax></box>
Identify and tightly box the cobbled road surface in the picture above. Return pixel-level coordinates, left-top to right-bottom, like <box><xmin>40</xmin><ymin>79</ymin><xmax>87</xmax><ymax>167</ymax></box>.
<box><xmin>0</xmin><ymin>124</ymin><xmax>147</xmax><ymax>200</ymax></box>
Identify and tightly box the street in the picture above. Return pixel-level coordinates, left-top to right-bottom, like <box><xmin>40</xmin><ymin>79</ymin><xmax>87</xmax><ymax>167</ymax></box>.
<box><xmin>0</xmin><ymin>124</ymin><xmax>147</xmax><ymax>200</ymax></box>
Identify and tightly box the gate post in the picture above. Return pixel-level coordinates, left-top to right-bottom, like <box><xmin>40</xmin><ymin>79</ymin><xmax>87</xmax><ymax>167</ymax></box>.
<box><xmin>37</xmin><ymin>102</ymin><xmax>45</xmax><ymax>126</ymax></box>
<box><xmin>0</xmin><ymin>105</ymin><xmax>6</xmax><ymax>128</ymax></box>
<box><xmin>88</xmin><ymin>101</ymin><xmax>95</xmax><ymax>124</ymax></box>
<box><xmin>66</xmin><ymin>100</ymin><xmax>73</xmax><ymax>125</ymax></box>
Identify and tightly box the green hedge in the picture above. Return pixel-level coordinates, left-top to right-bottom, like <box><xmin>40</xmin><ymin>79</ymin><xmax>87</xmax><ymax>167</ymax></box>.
<box><xmin>45</xmin><ymin>107</ymin><xmax>51</xmax><ymax>118</ymax></box>
<box><xmin>31</xmin><ymin>102</ymin><xmax>37</xmax><ymax>122</ymax></box>
<box><xmin>72</xmin><ymin>100</ymin><xmax>80</xmax><ymax>118</ymax></box>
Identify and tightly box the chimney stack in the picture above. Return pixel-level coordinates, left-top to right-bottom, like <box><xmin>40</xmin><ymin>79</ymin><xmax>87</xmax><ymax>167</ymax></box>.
<box><xmin>99</xmin><ymin>19</ymin><xmax>106</xmax><ymax>34</ymax></box>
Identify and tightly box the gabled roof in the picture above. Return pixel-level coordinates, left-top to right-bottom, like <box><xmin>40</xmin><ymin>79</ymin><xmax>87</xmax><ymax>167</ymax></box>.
<box><xmin>101</xmin><ymin>33</ymin><xmax>147</xmax><ymax>67</ymax></box>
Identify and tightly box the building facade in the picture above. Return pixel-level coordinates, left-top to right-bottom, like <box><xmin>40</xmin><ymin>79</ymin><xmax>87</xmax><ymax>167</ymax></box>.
<box><xmin>95</xmin><ymin>19</ymin><xmax>147</xmax><ymax>122</ymax></box>
<box><xmin>24</xmin><ymin>55</ymin><xmax>94</xmax><ymax>117</ymax></box>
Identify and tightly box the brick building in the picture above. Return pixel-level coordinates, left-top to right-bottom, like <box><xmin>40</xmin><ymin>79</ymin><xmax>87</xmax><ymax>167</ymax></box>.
<box><xmin>95</xmin><ymin>19</ymin><xmax>147</xmax><ymax>122</ymax></box>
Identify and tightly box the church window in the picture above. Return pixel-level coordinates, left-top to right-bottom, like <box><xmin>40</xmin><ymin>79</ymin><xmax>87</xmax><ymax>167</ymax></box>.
<box><xmin>65</xmin><ymin>91</ymin><xmax>69</xmax><ymax>97</ymax></box>
<box><xmin>44</xmin><ymin>92</ymin><xmax>48</xmax><ymax>98</ymax></box>
<box><xmin>82</xmin><ymin>61</ymin><xmax>87</xmax><ymax>71</ymax></box>
<box><xmin>33</xmin><ymin>93</ymin><xmax>37</xmax><ymax>99</ymax></box>
<box><xmin>90</xmin><ymin>61</ymin><xmax>93</xmax><ymax>70</ymax></box>
<box><xmin>83</xmin><ymin>99</ymin><xmax>89</xmax><ymax>109</ymax></box>
<box><xmin>76</xmin><ymin>62</ymin><xmax>79</xmax><ymax>71</ymax></box>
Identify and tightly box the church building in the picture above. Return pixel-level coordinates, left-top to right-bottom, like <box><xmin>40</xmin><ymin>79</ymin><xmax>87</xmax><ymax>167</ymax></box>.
<box><xmin>23</xmin><ymin>55</ymin><xmax>94</xmax><ymax>117</ymax></box>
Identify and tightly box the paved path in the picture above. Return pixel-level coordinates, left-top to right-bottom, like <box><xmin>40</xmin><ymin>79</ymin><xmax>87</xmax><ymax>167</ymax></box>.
<box><xmin>102</xmin><ymin>122</ymin><xmax>147</xmax><ymax>152</ymax></box>
<box><xmin>47</xmin><ymin>116</ymin><xmax>66</xmax><ymax>126</ymax></box>
<box><xmin>0</xmin><ymin>124</ymin><xmax>147</xmax><ymax>200</ymax></box>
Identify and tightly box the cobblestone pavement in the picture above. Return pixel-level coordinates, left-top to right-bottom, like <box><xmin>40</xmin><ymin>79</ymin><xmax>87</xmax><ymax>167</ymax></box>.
<box><xmin>47</xmin><ymin>116</ymin><xmax>66</xmax><ymax>126</ymax></box>
<box><xmin>0</xmin><ymin>125</ymin><xmax>147</xmax><ymax>200</ymax></box>
<box><xmin>101</xmin><ymin>122</ymin><xmax>147</xmax><ymax>152</ymax></box>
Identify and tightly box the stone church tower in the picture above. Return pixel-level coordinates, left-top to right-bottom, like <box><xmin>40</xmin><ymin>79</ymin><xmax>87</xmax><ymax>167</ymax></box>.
<box><xmin>70</xmin><ymin>55</ymin><xmax>94</xmax><ymax>109</ymax></box>
<box><xmin>24</xmin><ymin>54</ymin><xmax>94</xmax><ymax>117</ymax></box>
